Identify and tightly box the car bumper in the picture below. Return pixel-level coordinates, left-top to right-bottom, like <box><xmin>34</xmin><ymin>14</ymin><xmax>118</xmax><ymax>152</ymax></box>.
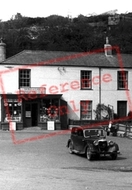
<box><xmin>91</xmin><ymin>150</ymin><xmax>120</xmax><ymax>155</ymax></box>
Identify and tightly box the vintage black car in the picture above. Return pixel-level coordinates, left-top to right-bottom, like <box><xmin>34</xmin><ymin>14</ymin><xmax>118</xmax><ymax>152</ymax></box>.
<box><xmin>67</xmin><ymin>126</ymin><xmax>120</xmax><ymax>160</ymax></box>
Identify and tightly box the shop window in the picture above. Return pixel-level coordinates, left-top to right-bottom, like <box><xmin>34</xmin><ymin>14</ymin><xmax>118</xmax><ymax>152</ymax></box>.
<box><xmin>4</xmin><ymin>99</ymin><xmax>22</xmax><ymax>122</ymax></box>
<box><xmin>19</xmin><ymin>69</ymin><xmax>31</xmax><ymax>88</ymax></box>
<box><xmin>80</xmin><ymin>100</ymin><xmax>92</xmax><ymax>120</ymax></box>
<box><xmin>117</xmin><ymin>71</ymin><xmax>128</xmax><ymax>90</ymax></box>
<box><xmin>39</xmin><ymin>99</ymin><xmax>59</xmax><ymax>122</ymax></box>
<box><xmin>81</xmin><ymin>70</ymin><xmax>92</xmax><ymax>89</ymax></box>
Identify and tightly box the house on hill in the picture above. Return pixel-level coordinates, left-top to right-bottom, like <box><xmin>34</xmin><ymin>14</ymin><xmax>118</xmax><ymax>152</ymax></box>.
<box><xmin>0</xmin><ymin>39</ymin><xmax>132</xmax><ymax>130</ymax></box>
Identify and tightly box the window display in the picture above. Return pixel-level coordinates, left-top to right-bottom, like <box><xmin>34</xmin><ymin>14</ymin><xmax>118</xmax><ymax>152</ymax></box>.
<box><xmin>4</xmin><ymin>99</ymin><xmax>22</xmax><ymax>122</ymax></box>
<box><xmin>39</xmin><ymin>99</ymin><xmax>59</xmax><ymax>122</ymax></box>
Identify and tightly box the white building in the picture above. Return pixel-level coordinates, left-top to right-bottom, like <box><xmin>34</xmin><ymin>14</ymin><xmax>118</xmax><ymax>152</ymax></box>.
<box><xmin>0</xmin><ymin>39</ymin><xmax>132</xmax><ymax>130</ymax></box>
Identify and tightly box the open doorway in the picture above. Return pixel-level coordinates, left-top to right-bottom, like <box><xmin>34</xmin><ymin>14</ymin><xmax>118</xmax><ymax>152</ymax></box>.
<box><xmin>117</xmin><ymin>101</ymin><xmax>127</xmax><ymax>118</ymax></box>
<box><xmin>24</xmin><ymin>102</ymin><xmax>38</xmax><ymax>127</ymax></box>
<box><xmin>31</xmin><ymin>103</ymin><xmax>38</xmax><ymax>126</ymax></box>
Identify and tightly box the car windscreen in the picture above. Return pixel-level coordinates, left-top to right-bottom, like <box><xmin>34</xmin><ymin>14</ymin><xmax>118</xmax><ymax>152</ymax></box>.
<box><xmin>84</xmin><ymin>129</ymin><xmax>104</xmax><ymax>137</ymax></box>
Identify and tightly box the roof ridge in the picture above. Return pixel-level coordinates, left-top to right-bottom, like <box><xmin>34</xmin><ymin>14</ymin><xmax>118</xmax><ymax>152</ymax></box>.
<box><xmin>2</xmin><ymin>50</ymin><xmax>132</xmax><ymax>68</ymax></box>
<box><xmin>24</xmin><ymin>50</ymin><xmax>80</xmax><ymax>53</ymax></box>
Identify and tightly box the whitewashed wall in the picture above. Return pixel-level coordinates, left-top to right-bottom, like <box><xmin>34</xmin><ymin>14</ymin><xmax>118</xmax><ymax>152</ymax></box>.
<box><xmin>101</xmin><ymin>68</ymin><xmax>132</xmax><ymax>114</ymax></box>
<box><xmin>0</xmin><ymin>64</ymin><xmax>132</xmax><ymax>120</ymax></box>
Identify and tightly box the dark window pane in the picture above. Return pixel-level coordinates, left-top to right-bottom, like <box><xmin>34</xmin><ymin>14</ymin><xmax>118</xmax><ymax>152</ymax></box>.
<box><xmin>81</xmin><ymin>71</ymin><xmax>92</xmax><ymax>89</ymax></box>
<box><xmin>19</xmin><ymin>69</ymin><xmax>31</xmax><ymax>88</ymax></box>
<box><xmin>118</xmin><ymin>71</ymin><xmax>128</xmax><ymax>89</ymax></box>
<box><xmin>80</xmin><ymin>101</ymin><xmax>92</xmax><ymax>120</ymax></box>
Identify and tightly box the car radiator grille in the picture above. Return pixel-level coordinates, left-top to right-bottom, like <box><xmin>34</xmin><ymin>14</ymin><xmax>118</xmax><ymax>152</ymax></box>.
<box><xmin>99</xmin><ymin>141</ymin><xmax>107</xmax><ymax>151</ymax></box>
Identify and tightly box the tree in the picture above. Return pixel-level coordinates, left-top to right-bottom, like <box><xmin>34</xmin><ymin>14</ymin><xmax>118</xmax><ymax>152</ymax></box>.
<box><xmin>94</xmin><ymin>103</ymin><xmax>113</xmax><ymax>120</ymax></box>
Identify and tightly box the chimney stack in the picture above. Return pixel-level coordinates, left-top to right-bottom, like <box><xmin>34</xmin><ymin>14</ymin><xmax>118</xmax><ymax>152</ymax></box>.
<box><xmin>104</xmin><ymin>37</ymin><xmax>112</xmax><ymax>56</ymax></box>
<box><xmin>0</xmin><ymin>38</ymin><xmax>6</xmax><ymax>62</ymax></box>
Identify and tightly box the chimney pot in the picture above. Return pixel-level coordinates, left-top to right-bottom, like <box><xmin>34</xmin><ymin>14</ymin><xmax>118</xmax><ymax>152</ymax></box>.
<box><xmin>104</xmin><ymin>37</ymin><xmax>112</xmax><ymax>56</ymax></box>
<box><xmin>0</xmin><ymin>38</ymin><xmax>6</xmax><ymax>62</ymax></box>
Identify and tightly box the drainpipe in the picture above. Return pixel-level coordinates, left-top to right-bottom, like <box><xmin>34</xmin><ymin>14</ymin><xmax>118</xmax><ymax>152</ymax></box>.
<box><xmin>99</xmin><ymin>67</ymin><xmax>101</xmax><ymax>119</ymax></box>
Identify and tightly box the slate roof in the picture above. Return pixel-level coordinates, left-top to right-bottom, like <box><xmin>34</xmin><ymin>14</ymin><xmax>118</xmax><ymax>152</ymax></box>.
<box><xmin>2</xmin><ymin>50</ymin><xmax>132</xmax><ymax>68</ymax></box>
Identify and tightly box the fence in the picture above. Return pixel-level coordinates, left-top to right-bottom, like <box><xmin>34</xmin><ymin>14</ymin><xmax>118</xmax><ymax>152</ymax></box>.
<box><xmin>126</xmin><ymin>125</ymin><xmax>132</xmax><ymax>139</ymax></box>
<box><xmin>116</xmin><ymin>124</ymin><xmax>126</xmax><ymax>137</ymax></box>
<box><xmin>68</xmin><ymin>119</ymin><xmax>132</xmax><ymax>139</ymax></box>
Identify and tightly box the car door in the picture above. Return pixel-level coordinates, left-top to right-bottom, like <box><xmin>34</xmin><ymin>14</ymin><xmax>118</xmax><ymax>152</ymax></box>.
<box><xmin>71</xmin><ymin>127</ymin><xmax>79</xmax><ymax>150</ymax></box>
<box><xmin>75</xmin><ymin>129</ymin><xmax>86</xmax><ymax>152</ymax></box>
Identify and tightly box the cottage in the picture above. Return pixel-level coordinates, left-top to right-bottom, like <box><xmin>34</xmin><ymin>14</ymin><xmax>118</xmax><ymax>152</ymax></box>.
<box><xmin>0</xmin><ymin>39</ymin><xmax>132</xmax><ymax>130</ymax></box>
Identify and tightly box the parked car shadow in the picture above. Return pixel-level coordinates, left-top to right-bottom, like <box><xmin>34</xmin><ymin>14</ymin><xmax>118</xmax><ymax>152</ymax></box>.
<box><xmin>76</xmin><ymin>153</ymin><xmax>127</xmax><ymax>161</ymax></box>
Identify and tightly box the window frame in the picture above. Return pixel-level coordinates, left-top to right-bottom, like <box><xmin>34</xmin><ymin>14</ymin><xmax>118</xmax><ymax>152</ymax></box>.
<box><xmin>117</xmin><ymin>71</ymin><xmax>128</xmax><ymax>90</ymax></box>
<box><xmin>80</xmin><ymin>100</ymin><xmax>92</xmax><ymax>120</ymax></box>
<box><xmin>4</xmin><ymin>99</ymin><xmax>22</xmax><ymax>122</ymax></box>
<box><xmin>80</xmin><ymin>70</ymin><xmax>92</xmax><ymax>90</ymax></box>
<box><xmin>19</xmin><ymin>69</ymin><xmax>31</xmax><ymax>89</ymax></box>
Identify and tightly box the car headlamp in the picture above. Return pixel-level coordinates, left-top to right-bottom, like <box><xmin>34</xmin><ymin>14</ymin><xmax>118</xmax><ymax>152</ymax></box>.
<box><xmin>108</xmin><ymin>140</ymin><xmax>114</xmax><ymax>146</ymax></box>
<box><xmin>93</xmin><ymin>140</ymin><xmax>99</xmax><ymax>146</ymax></box>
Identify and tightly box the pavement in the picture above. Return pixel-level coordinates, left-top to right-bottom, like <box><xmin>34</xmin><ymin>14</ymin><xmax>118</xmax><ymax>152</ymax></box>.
<box><xmin>1</xmin><ymin>126</ymin><xmax>70</xmax><ymax>133</ymax></box>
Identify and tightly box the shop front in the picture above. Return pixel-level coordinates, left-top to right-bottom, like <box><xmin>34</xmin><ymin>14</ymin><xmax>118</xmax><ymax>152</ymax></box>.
<box><xmin>1</xmin><ymin>94</ymin><xmax>23</xmax><ymax>130</ymax></box>
<box><xmin>0</xmin><ymin>94</ymin><xmax>67</xmax><ymax>130</ymax></box>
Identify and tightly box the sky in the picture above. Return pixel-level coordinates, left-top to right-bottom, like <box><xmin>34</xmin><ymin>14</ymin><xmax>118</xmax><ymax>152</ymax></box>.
<box><xmin>0</xmin><ymin>0</ymin><xmax>132</xmax><ymax>21</ymax></box>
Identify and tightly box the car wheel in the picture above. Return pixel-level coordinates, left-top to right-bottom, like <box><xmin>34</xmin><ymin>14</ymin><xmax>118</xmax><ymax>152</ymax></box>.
<box><xmin>68</xmin><ymin>141</ymin><xmax>73</xmax><ymax>154</ymax></box>
<box><xmin>111</xmin><ymin>153</ymin><xmax>117</xmax><ymax>160</ymax></box>
<box><xmin>86</xmin><ymin>147</ymin><xmax>93</xmax><ymax>161</ymax></box>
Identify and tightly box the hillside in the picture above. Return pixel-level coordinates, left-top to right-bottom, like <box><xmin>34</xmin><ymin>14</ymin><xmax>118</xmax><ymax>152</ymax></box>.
<box><xmin>0</xmin><ymin>13</ymin><xmax>132</xmax><ymax>58</ymax></box>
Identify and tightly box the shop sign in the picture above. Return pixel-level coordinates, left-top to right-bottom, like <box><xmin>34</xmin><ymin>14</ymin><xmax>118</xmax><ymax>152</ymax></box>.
<box><xmin>47</xmin><ymin>121</ymin><xmax>55</xmax><ymax>130</ymax></box>
<box><xmin>19</xmin><ymin>87</ymin><xmax>46</xmax><ymax>94</ymax></box>
<box><xmin>7</xmin><ymin>99</ymin><xmax>18</xmax><ymax>102</ymax></box>
<box><xmin>26</xmin><ymin>111</ymin><xmax>31</xmax><ymax>117</ymax></box>
<box><xmin>4</xmin><ymin>99</ymin><xmax>22</xmax><ymax>106</ymax></box>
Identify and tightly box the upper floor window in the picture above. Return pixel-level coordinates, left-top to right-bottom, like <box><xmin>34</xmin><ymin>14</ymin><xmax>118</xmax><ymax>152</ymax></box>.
<box><xmin>81</xmin><ymin>71</ymin><xmax>92</xmax><ymax>89</ymax></box>
<box><xmin>19</xmin><ymin>69</ymin><xmax>31</xmax><ymax>88</ymax></box>
<box><xmin>118</xmin><ymin>71</ymin><xmax>128</xmax><ymax>90</ymax></box>
<box><xmin>80</xmin><ymin>100</ymin><xmax>92</xmax><ymax>120</ymax></box>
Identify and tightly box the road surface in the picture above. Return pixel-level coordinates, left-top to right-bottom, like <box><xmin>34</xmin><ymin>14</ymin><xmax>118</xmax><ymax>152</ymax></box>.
<box><xmin>0</xmin><ymin>129</ymin><xmax>132</xmax><ymax>190</ymax></box>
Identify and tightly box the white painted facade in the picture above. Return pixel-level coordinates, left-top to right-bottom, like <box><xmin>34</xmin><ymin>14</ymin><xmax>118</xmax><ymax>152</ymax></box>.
<box><xmin>0</xmin><ymin>39</ymin><xmax>132</xmax><ymax>130</ymax></box>
<box><xmin>0</xmin><ymin>64</ymin><xmax>132</xmax><ymax>121</ymax></box>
